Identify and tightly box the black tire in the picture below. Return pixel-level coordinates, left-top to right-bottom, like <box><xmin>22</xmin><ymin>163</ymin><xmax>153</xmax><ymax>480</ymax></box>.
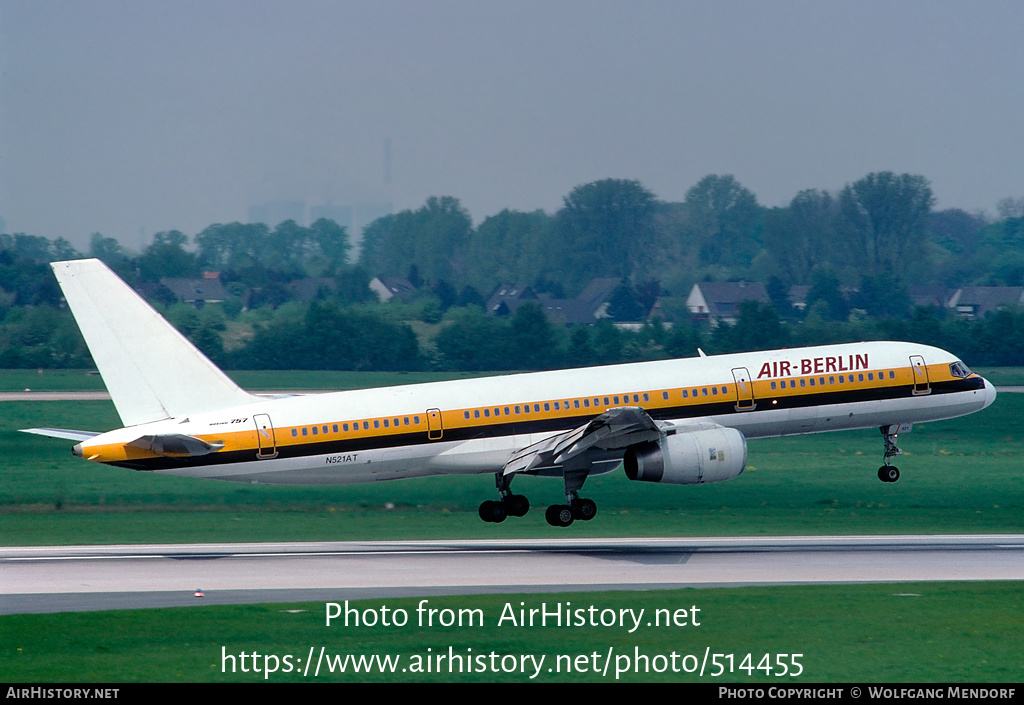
<box><xmin>573</xmin><ymin>498</ymin><xmax>597</xmax><ymax>521</ymax></box>
<box><xmin>878</xmin><ymin>466</ymin><xmax>900</xmax><ymax>483</ymax></box>
<box><xmin>505</xmin><ymin>494</ymin><xmax>530</xmax><ymax>517</ymax></box>
<box><xmin>479</xmin><ymin>500</ymin><xmax>507</xmax><ymax>522</ymax></box>
<box><xmin>546</xmin><ymin>504</ymin><xmax>574</xmax><ymax>527</ymax></box>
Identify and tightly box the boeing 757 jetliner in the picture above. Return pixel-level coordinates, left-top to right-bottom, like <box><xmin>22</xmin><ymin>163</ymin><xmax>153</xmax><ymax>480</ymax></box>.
<box><xmin>23</xmin><ymin>260</ymin><xmax>996</xmax><ymax>526</ymax></box>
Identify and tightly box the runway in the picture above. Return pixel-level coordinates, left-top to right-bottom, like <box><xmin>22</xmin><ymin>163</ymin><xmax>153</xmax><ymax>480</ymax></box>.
<box><xmin>3</xmin><ymin>535</ymin><xmax>1024</xmax><ymax>615</ymax></box>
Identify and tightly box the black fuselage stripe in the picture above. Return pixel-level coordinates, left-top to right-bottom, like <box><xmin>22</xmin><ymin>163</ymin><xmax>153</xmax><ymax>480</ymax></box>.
<box><xmin>110</xmin><ymin>377</ymin><xmax>983</xmax><ymax>471</ymax></box>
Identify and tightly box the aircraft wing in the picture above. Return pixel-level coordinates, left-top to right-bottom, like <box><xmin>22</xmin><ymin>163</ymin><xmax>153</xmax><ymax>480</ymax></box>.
<box><xmin>20</xmin><ymin>428</ymin><xmax>102</xmax><ymax>442</ymax></box>
<box><xmin>502</xmin><ymin>406</ymin><xmax>665</xmax><ymax>475</ymax></box>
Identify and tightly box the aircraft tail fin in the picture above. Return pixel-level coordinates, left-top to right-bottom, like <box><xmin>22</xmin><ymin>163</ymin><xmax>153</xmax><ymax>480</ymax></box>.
<box><xmin>51</xmin><ymin>259</ymin><xmax>256</xmax><ymax>427</ymax></box>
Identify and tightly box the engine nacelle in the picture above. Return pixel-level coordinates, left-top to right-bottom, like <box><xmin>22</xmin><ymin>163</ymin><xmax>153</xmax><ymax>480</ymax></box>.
<box><xmin>623</xmin><ymin>425</ymin><xmax>747</xmax><ymax>485</ymax></box>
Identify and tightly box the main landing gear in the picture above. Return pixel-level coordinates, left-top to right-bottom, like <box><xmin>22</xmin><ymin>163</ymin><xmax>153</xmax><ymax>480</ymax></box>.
<box><xmin>544</xmin><ymin>493</ymin><xmax>598</xmax><ymax>527</ymax></box>
<box><xmin>543</xmin><ymin>465</ymin><xmax>598</xmax><ymax>527</ymax></box>
<box><xmin>478</xmin><ymin>472</ymin><xmax>530</xmax><ymax>523</ymax></box>
<box><xmin>479</xmin><ymin>466</ymin><xmax>599</xmax><ymax>526</ymax></box>
<box><xmin>878</xmin><ymin>425</ymin><xmax>902</xmax><ymax>483</ymax></box>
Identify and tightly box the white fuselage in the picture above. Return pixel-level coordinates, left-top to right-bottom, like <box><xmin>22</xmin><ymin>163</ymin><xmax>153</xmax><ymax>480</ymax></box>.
<box><xmin>79</xmin><ymin>341</ymin><xmax>995</xmax><ymax>486</ymax></box>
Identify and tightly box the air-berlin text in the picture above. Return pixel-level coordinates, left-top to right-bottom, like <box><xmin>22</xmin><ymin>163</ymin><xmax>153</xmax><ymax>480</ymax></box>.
<box><xmin>757</xmin><ymin>355</ymin><xmax>869</xmax><ymax>380</ymax></box>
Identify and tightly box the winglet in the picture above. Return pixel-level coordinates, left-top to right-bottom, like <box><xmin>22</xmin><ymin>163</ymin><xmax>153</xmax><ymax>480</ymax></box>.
<box><xmin>51</xmin><ymin>259</ymin><xmax>256</xmax><ymax>426</ymax></box>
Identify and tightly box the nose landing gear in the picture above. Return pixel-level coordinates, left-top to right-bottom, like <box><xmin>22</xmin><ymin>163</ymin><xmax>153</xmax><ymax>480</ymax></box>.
<box><xmin>878</xmin><ymin>425</ymin><xmax>903</xmax><ymax>483</ymax></box>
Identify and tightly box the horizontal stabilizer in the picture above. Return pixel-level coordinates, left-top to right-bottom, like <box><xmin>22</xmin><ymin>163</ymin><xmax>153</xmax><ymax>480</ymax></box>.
<box><xmin>127</xmin><ymin>434</ymin><xmax>225</xmax><ymax>457</ymax></box>
<box><xmin>20</xmin><ymin>428</ymin><xmax>102</xmax><ymax>442</ymax></box>
<box><xmin>51</xmin><ymin>259</ymin><xmax>256</xmax><ymax>426</ymax></box>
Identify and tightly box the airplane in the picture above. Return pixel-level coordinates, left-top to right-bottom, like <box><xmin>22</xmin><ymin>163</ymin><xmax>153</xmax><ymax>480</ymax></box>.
<box><xmin>22</xmin><ymin>259</ymin><xmax>996</xmax><ymax>527</ymax></box>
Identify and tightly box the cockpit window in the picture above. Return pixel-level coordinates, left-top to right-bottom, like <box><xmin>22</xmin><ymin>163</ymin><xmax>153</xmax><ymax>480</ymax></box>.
<box><xmin>949</xmin><ymin>361</ymin><xmax>972</xmax><ymax>378</ymax></box>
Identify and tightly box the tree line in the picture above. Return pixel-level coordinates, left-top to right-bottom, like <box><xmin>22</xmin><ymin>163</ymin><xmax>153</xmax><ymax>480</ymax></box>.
<box><xmin>2</xmin><ymin>175</ymin><xmax>1023</xmax><ymax>370</ymax></box>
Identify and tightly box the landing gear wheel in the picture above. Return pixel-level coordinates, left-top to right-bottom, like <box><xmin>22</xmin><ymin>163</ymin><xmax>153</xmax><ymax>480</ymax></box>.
<box><xmin>572</xmin><ymin>498</ymin><xmax>597</xmax><ymax>521</ymax></box>
<box><xmin>878</xmin><ymin>466</ymin><xmax>900</xmax><ymax>483</ymax></box>
<box><xmin>479</xmin><ymin>499</ymin><xmax>507</xmax><ymax>523</ymax></box>
<box><xmin>545</xmin><ymin>504</ymin><xmax>574</xmax><ymax>527</ymax></box>
<box><xmin>504</xmin><ymin>494</ymin><xmax>530</xmax><ymax>517</ymax></box>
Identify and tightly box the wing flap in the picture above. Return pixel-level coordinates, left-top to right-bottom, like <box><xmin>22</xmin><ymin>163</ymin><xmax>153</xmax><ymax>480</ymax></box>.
<box><xmin>503</xmin><ymin>407</ymin><xmax>664</xmax><ymax>476</ymax></box>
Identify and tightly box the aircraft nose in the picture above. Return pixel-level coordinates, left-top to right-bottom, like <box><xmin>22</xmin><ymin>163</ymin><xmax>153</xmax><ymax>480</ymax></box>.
<box><xmin>982</xmin><ymin>378</ymin><xmax>997</xmax><ymax>409</ymax></box>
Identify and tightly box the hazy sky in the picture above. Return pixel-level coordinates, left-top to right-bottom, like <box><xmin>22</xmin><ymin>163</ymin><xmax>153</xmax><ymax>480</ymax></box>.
<box><xmin>2</xmin><ymin>0</ymin><xmax>1022</xmax><ymax>249</ymax></box>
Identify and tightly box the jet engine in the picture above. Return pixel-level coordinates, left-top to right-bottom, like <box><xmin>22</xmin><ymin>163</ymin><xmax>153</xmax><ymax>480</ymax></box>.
<box><xmin>623</xmin><ymin>425</ymin><xmax>747</xmax><ymax>485</ymax></box>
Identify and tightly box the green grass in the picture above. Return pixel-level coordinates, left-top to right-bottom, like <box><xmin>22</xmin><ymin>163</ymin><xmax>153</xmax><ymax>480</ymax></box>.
<box><xmin>3</xmin><ymin>373</ymin><xmax>1022</xmax><ymax>684</ymax></box>
<box><xmin>2</xmin><ymin>391</ymin><xmax>1022</xmax><ymax>544</ymax></box>
<box><xmin>3</xmin><ymin>583</ymin><xmax>1022</xmax><ymax>682</ymax></box>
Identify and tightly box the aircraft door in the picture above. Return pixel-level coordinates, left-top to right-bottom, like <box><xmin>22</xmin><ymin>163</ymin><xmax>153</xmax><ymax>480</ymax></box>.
<box><xmin>910</xmin><ymin>355</ymin><xmax>930</xmax><ymax>395</ymax></box>
<box><xmin>731</xmin><ymin>367</ymin><xmax>755</xmax><ymax>411</ymax></box>
<box><xmin>254</xmin><ymin>413</ymin><xmax>278</xmax><ymax>459</ymax></box>
<box><xmin>426</xmin><ymin>408</ymin><xmax>443</xmax><ymax>440</ymax></box>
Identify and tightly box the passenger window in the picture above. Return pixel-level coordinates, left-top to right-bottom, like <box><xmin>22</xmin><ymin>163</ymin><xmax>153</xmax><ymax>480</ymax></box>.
<box><xmin>494</xmin><ymin>408</ymin><xmax>500</xmax><ymax>416</ymax></box>
<box><xmin>474</xmin><ymin>410</ymin><xmax>480</xmax><ymax>418</ymax></box>
<box><xmin>534</xmin><ymin>404</ymin><xmax>540</xmax><ymax>412</ymax></box>
<box><xmin>332</xmin><ymin>424</ymin><xmax>338</xmax><ymax>433</ymax></box>
<box><xmin>613</xmin><ymin>396</ymin><xmax>620</xmax><ymax>404</ymax></box>
<box><xmin>692</xmin><ymin>389</ymin><xmax>699</xmax><ymax>397</ymax></box>
<box><xmin>574</xmin><ymin>399</ymin><xmax>580</xmax><ymax>408</ymax></box>
<box><xmin>404</xmin><ymin>417</ymin><xmax>409</xmax><ymax>425</ymax></box>
<box><xmin>809</xmin><ymin>378</ymin><xmax>815</xmax><ymax>386</ymax></box>
<box><xmin>312</xmin><ymin>426</ymin><xmax>318</xmax><ymax>435</ymax></box>
<box><xmin>858</xmin><ymin>374</ymin><xmax>864</xmax><ymax>382</ymax></box>
<box><xmin>302</xmin><ymin>428</ymin><xmax>308</xmax><ymax>436</ymax></box>
<box><xmin>515</xmin><ymin>406</ymin><xmax>521</xmax><ymax>414</ymax></box>
<box><xmin>484</xmin><ymin>409</ymin><xmax>490</xmax><ymax>417</ymax></box>
<box><xmin>663</xmin><ymin>391</ymin><xmax>669</xmax><ymax>400</ymax></box>
<box><xmin>544</xmin><ymin>403</ymin><xmax>550</xmax><ymax>411</ymax></box>
<box><xmin>867</xmin><ymin>373</ymin><xmax>874</xmax><ymax>381</ymax></box>
<box><xmin>712</xmin><ymin>387</ymin><xmax>718</xmax><ymax>395</ymax></box>
<box><xmin>633</xmin><ymin>394</ymin><xmax>639</xmax><ymax>402</ymax></box>
<box><xmin>363</xmin><ymin>421</ymin><xmax>369</xmax><ymax>430</ymax></box>
<box><xmin>583</xmin><ymin>399</ymin><xmax>590</xmax><ymax>407</ymax></box>
<box><xmin>682</xmin><ymin>389</ymin><xmax>688</xmax><ymax>398</ymax></box>
<box><xmin>292</xmin><ymin>429</ymin><xmax>298</xmax><ymax>437</ymax></box>
<box><xmin>383</xmin><ymin>419</ymin><xmax>389</xmax><ymax>428</ymax></box>
<box><xmin>829</xmin><ymin>377</ymin><xmax>834</xmax><ymax>384</ymax></box>
<box><xmin>464</xmin><ymin>411</ymin><xmax>470</xmax><ymax>419</ymax></box>
<box><xmin>374</xmin><ymin>420</ymin><xmax>380</xmax><ymax>429</ymax></box>
<box><xmin>722</xmin><ymin>386</ymin><xmax>728</xmax><ymax>395</ymax></box>
<box><xmin>889</xmin><ymin>371</ymin><xmax>895</xmax><ymax>379</ymax></box>
<box><xmin>771</xmin><ymin>381</ymin><xmax>777</xmax><ymax>390</ymax></box>
<box><xmin>800</xmin><ymin>379</ymin><xmax>806</xmax><ymax>387</ymax></box>
<box><xmin>603</xmin><ymin>397</ymin><xmax>610</xmax><ymax>405</ymax></box>
<box><xmin>790</xmin><ymin>380</ymin><xmax>796</xmax><ymax>388</ymax></box>
<box><xmin>553</xmin><ymin>402</ymin><xmax>560</xmax><ymax>410</ymax></box>
<box><xmin>343</xmin><ymin>423</ymin><xmax>349</xmax><ymax>432</ymax></box>
<box><xmin>504</xmin><ymin>407</ymin><xmax>510</xmax><ymax>415</ymax></box>
<box><xmin>414</xmin><ymin>417</ymin><xmax>420</xmax><ymax>424</ymax></box>
<box><xmin>643</xmin><ymin>393</ymin><xmax>649</xmax><ymax>402</ymax></box>
<box><xmin>702</xmin><ymin>388</ymin><xmax>708</xmax><ymax>396</ymax></box>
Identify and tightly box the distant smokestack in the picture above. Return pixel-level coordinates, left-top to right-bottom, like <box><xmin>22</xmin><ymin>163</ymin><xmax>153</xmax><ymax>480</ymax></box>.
<box><xmin>384</xmin><ymin>137</ymin><xmax>392</xmax><ymax>187</ymax></box>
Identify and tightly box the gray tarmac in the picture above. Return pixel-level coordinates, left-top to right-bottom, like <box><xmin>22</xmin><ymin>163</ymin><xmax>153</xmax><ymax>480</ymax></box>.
<box><xmin>3</xmin><ymin>535</ymin><xmax>1023</xmax><ymax>614</ymax></box>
